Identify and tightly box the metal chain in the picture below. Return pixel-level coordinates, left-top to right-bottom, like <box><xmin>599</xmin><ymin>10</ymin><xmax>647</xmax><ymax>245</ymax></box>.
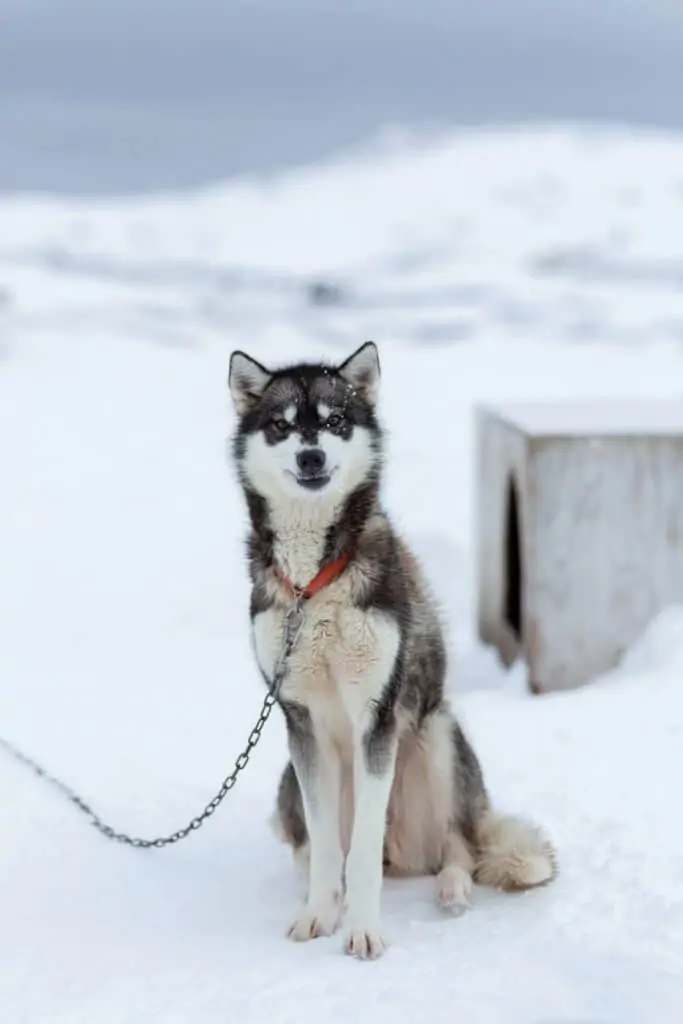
<box><xmin>0</xmin><ymin>600</ymin><xmax>305</xmax><ymax>850</ymax></box>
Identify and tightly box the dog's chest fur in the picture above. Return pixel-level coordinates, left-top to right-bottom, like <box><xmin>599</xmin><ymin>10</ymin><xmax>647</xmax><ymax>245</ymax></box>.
<box><xmin>252</xmin><ymin>574</ymin><xmax>399</xmax><ymax>745</ymax></box>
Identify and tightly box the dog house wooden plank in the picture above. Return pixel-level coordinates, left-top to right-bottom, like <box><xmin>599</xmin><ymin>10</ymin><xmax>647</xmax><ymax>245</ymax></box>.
<box><xmin>475</xmin><ymin>401</ymin><xmax>683</xmax><ymax>693</ymax></box>
<box><xmin>476</xmin><ymin>406</ymin><xmax>528</xmax><ymax>669</ymax></box>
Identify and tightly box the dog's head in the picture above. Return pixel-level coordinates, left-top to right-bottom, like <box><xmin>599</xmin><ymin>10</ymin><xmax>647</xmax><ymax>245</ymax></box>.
<box><xmin>228</xmin><ymin>342</ymin><xmax>382</xmax><ymax>505</ymax></box>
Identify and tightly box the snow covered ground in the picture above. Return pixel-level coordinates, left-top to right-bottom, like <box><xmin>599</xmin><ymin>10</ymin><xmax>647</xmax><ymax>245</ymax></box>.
<box><xmin>1</xmin><ymin>126</ymin><xmax>683</xmax><ymax>1022</ymax></box>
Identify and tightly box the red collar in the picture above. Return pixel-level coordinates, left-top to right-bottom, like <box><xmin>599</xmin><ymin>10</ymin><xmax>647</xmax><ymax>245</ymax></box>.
<box><xmin>274</xmin><ymin>550</ymin><xmax>351</xmax><ymax>600</ymax></box>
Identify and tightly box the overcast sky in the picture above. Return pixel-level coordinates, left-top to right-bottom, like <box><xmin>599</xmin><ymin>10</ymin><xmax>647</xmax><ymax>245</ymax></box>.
<box><xmin>2</xmin><ymin>0</ymin><xmax>683</xmax><ymax>194</ymax></box>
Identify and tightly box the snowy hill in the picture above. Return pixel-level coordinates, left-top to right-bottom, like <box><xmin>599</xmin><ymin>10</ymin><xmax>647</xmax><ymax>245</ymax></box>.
<box><xmin>1</xmin><ymin>126</ymin><xmax>683</xmax><ymax>1021</ymax></box>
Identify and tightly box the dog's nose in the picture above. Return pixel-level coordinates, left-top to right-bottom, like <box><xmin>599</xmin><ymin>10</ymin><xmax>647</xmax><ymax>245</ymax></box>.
<box><xmin>296</xmin><ymin>448</ymin><xmax>326</xmax><ymax>476</ymax></box>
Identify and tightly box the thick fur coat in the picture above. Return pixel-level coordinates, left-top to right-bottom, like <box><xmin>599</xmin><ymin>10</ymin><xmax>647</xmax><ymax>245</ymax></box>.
<box><xmin>228</xmin><ymin>341</ymin><xmax>556</xmax><ymax>960</ymax></box>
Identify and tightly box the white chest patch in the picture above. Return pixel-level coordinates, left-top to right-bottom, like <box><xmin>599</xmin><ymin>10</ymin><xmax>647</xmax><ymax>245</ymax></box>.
<box><xmin>253</xmin><ymin>580</ymin><xmax>400</xmax><ymax>745</ymax></box>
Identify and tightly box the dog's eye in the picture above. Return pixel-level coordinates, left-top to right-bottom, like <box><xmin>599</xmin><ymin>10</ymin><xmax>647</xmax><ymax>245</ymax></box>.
<box><xmin>271</xmin><ymin>417</ymin><xmax>290</xmax><ymax>433</ymax></box>
<box><xmin>326</xmin><ymin>413</ymin><xmax>343</xmax><ymax>429</ymax></box>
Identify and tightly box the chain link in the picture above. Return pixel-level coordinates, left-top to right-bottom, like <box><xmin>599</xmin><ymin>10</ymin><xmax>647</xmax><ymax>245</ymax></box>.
<box><xmin>0</xmin><ymin>600</ymin><xmax>305</xmax><ymax>850</ymax></box>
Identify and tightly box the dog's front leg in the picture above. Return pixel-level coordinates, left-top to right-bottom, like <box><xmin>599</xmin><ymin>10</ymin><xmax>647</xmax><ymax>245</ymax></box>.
<box><xmin>343</xmin><ymin>709</ymin><xmax>398</xmax><ymax>960</ymax></box>
<box><xmin>284</xmin><ymin>702</ymin><xmax>344</xmax><ymax>941</ymax></box>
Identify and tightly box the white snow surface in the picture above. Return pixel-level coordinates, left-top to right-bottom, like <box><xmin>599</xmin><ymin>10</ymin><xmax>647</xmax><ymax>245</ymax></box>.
<box><xmin>1</xmin><ymin>125</ymin><xmax>683</xmax><ymax>1022</ymax></box>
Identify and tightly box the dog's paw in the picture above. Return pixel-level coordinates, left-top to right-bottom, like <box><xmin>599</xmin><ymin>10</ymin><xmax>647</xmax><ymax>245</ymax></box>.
<box><xmin>437</xmin><ymin>865</ymin><xmax>473</xmax><ymax>915</ymax></box>
<box><xmin>287</xmin><ymin>898</ymin><xmax>340</xmax><ymax>942</ymax></box>
<box><xmin>343</xmin><ymin>926</ymin><xmax>387</xmax><ymax>961</ymax></box>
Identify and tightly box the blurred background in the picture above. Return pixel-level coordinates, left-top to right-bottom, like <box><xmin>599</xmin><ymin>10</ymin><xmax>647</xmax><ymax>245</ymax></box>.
<box><xmin>2</xmin><ymin>0</ymin><xmax>683</xmax><ymax>193</ymax></box>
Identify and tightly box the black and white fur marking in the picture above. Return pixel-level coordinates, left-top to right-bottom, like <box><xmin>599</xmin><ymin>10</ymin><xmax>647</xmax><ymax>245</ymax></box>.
<box><xmin>228</xmin><ymin>341</ymin><xmax>556</xmax><ymax>960</ymax></box>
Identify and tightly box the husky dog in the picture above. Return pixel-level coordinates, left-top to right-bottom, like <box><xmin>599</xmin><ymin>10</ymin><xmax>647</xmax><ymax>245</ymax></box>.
<box><xmin>228</xmin><ymin>341</ymin><xmax>556</xmax><ymax>960</ymax></box>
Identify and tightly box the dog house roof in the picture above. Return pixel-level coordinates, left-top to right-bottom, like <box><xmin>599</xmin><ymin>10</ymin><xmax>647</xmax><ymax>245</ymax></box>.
<box><xmin>481</xmin><ymin>399</ymin><xmax>683</xmax><ymax>437</ymax></box>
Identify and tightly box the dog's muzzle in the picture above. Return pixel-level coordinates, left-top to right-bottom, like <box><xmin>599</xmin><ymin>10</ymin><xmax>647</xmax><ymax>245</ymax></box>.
<box><xmin>296</xmin><ymin>448</ymin><xmax>329</xmax><ymax>490</ymax></box>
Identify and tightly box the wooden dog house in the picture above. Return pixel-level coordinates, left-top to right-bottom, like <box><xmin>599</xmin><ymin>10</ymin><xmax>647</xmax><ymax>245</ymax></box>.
<box><xmin>476</xmin><ymin>401</ymin><xmax>683</xmax><ymax>693</ymax></box>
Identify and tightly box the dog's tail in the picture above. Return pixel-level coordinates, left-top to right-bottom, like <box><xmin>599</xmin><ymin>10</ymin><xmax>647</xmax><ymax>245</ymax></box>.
<box><xmin>473</xmin><ymin>811</ymin><xmax>557</xmax><ymax>891</ymax></box>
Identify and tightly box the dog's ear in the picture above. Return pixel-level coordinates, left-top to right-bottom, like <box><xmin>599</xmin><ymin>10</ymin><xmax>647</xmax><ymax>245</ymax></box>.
<box><xmin>229</xmin><ymin>351</ymin><xmax>272</xmax><ymax>415</ymax></box>
<box><xmin>338</xmin><ymin>341</ymin><xmax>380</xmax><ymax>406</ymax></box>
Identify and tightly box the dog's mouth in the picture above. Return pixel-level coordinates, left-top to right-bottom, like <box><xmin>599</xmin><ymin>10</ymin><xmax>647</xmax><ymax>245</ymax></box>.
<box><xmin>286</xmin><ymin>466</ymin><xmax>337</xmax><ymax>491</ymax></box>
<box><xmin>297</xmin><ymin>474</ymin><xmax>331</xmax><ymax>490</ymax></box>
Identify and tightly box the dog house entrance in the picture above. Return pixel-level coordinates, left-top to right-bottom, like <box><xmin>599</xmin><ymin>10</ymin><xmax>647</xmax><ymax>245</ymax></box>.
<box><xmin>504</xmin><ymin>476</ymin><xmax>522</xmax><ymax>642</ymax></box>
